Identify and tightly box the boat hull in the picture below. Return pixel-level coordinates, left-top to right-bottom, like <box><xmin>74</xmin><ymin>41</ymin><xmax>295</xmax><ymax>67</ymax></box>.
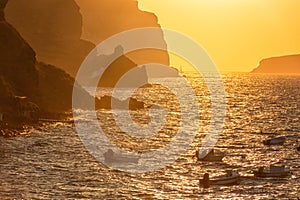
<box><xmin>199</xmin><ymin>155</ymin><xmax>224</xmax><ymax>162</ymax></box>
<box><xmin>200</xmin><ymin>172</ymin><xmax>240</xmax><ymax>186</ymax></box>
<box><xmin>210</xmin><ymin>172</ymin><xmax>240</xmax><ymax>185</ymax></box>
<box><xmin>103</xmin><ymin>150</ymin><xmax>140</xmax><ymax>164</ymax></box>
<box><xmin>105</xmin><ymin>156</ymin><xmax>139</xmax><ymax>164</ymax></box>
<box><xmin>263</xmin><ymin>136</ymin><xmax>286</xmax><ymax>145</ymax></box>
<box><xmin>253</xmin><ymin>167</ymin><xmax>290</xmax><ymax>177</ymax></box>
<box><xmin>253</xmin><ymin>170</ymin><xmax>290</xmax><ymax>177</ymax></box>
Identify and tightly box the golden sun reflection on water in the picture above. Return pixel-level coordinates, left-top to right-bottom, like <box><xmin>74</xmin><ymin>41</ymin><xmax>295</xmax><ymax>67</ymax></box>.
<box><xmin>0</xmin><ymin>73</ymin><xmax>299</xmax><ymax>199</ymax></box>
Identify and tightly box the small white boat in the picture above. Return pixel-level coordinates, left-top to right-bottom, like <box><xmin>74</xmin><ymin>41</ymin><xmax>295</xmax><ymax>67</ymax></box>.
<box><xmin>197</xmin><ymin>149</ymin><xmax>225</xmax><ymax>162</ymax></box>
<box><xmin>103</xmin><ymin>149</ymin><xmax>140</xmax><ymax>164</ymax></box>
<box><xmin>263</xmin><ymin>136</ymin><xmax>286</xmax><ymax>145</ymax></box>
<box><xmin>200</xmin><ymin>170</ymin><xmax>240</xmax><ymax>187</ymax></box>
<box><xmin>253</xmin><ymin>165</ymin><xmax>290</xmax><ymax>177</ymax></box>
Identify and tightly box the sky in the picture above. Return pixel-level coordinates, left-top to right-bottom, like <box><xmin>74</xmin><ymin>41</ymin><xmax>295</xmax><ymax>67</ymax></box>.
<box><xmin>138</xmin><ymin>0</ymin><xmax>300</xmax><ymax>72</ymax></box>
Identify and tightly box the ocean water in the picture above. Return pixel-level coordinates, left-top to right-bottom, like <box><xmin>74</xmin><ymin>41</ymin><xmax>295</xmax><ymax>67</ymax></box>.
<box><xmin>0</xmin><ymin>73</ymin><xmax>299</xmax><ymax>199</ymax></box>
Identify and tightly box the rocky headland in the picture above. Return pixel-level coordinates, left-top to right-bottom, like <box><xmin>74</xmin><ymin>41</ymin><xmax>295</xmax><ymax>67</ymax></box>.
<box><xmin>0</xmin><ymin>0</ymin><xmax>145</xmax><ymax>136</ymax></box>
<box><xmin>251</xmin><ymin>54</ymin><xmax>300</xmax><ymax>74</ymax></box>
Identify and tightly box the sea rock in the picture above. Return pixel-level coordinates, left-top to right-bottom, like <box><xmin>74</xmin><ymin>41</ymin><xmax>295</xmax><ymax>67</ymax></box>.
<box><xmin>252</xmin><ymin>55</ymin><xmax>300</xmax><ymax>74</ymax></box>
<box><xmin>78</xmin><ymin>45</ymin><xmax>148</xmax><ymax>88</ymax></box>
<box><xmin>35</xmin><ymin>62</ymin><xmax>145</xmax><ymax>115</ymax></box>
<box><xmin>96</xmin><ymin>96</ymin><xmax>144</xmax><ymax>110</ymax></box>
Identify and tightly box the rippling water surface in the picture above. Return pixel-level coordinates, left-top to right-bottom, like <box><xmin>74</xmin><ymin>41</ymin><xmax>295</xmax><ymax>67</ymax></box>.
<box><xmin>0</xmin><ymin>73</ymin><xmax>299</xmax><ymax>199</ymax></box>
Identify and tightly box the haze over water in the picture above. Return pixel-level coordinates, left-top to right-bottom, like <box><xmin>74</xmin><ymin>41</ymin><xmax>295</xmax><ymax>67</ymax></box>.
<box><xmin>0</xmin><ymin>73</ymin><xmax>299</xmax><ymax>199</ymax></box>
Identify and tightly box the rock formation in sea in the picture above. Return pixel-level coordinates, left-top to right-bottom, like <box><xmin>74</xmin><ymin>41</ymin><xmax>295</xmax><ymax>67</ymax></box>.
<box><xmin>252</xmin><ymin>55</ymin><xmax>300</xmax><ymax>74</ymax></box>
<box><xmin>79</xmin><ymin>45</ymin><xmax>148</xmax><ymax>88</ymax></box>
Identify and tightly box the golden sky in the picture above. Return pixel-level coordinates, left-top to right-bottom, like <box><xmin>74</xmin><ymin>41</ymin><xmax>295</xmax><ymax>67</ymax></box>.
<box><xmin>138</xmin><ymin>0</ymin><xmax>300</xmax><ymax>72</ymax></box>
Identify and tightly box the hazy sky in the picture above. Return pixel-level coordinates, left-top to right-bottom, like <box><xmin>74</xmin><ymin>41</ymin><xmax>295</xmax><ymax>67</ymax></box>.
<box><xmin>138</xmin><ymin>0</ymin><xmax>300</xmax><ymax>72</ymax></box>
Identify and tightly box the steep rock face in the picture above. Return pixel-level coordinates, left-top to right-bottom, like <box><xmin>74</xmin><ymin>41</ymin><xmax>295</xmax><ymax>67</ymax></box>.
<box><xmin>5</xmin><ymin>0</ymin><xmax>152</xmax><ymax>82</ymax></box>
<box><xmin>35</xmin><ymin>62</ymin><xmax>90</xmax><ymax>114</ymax></box>
<box><xmin>5</xmin><ymin>0</ymin><xmax>95</xmax><ymax>77</ymax></box>
<box><xmin>79</xmin><ymin>45</ymin><xmax>148</xmax><ymax>88</ymax></box>
<box><xmin>0</xmin><ymin>0</ymin><xmax>98</xmax><ymax>124</ymax></box>
<box><xmin>75</xmin><ymin>0</ymin><xmax>172</xmax><ymax>76</ymax></box>
<box><xmin>0</xmin><ymin>0</ymin><xmax>39</xmax><ymax>125</ymax></box>
<box><xmin>0</xmin><ymin>0</ymin><xmax>7</xmax><ymax>19</ymax></box>
<box><xmin>0</xmin><ymin>0</ymin><xmax>38</xmax><ymax>99</ymax></box>
<box><xmin>35</xmin><ymin>61</ymin><xmax>146</xmax><ymax>115</ymax></box>
<box><xmin>252</xmin><ymin>55</ymin><xmax>300</xmax><ymax>74</ymax></box>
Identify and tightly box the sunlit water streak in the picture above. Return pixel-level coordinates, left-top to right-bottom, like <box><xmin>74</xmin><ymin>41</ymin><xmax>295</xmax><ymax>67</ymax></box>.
<box><xmin>0</xmin><ymin>73</ymin><xmax>299</xmax><ymax>199</ymax></box>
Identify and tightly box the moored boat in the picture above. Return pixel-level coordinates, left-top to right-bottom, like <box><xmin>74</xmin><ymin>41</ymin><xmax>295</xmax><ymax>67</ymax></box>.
<box><xmin>103</xmin><ymin>149</ymin><xmax>140</xmax><ymax>164</ymax></box>
<box><xmin>200</xmin><ymin>170</ymin><xmax>240</xmax><ymax>187</ymax></box>
<box><xmin>253</xmin><ymin>165</ymin><xmax>290</xmax><ymax>177</ymax></box>
<box><xmin>196</xmin><ymin>149</ymin><xmax>225</xmax><ymax>162</ymax></box>
<box><xmin>263</xmin><ymin>136</ymin><xmax>286</xmax><ymax>145</ymax></box>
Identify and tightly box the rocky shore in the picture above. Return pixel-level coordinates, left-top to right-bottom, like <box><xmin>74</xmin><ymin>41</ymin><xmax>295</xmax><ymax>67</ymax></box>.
<box><xmin>0</xmin><ymin>0</ymin><xmax>160</xmax><ymax>137</ymax></box>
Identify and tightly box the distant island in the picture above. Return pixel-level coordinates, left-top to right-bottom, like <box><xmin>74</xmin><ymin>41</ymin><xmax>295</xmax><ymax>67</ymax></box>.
<box><xmin>251</xmin><ymin>54</ymin><xmax>300</xmax><ymax>74</ymax></box>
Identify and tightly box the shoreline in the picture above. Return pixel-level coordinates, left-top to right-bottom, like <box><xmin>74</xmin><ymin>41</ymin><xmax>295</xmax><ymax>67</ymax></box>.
<box><xmin>0</xmin><ymin>111</ymin><xmax>73</xmax><ymax>137</ymax></box>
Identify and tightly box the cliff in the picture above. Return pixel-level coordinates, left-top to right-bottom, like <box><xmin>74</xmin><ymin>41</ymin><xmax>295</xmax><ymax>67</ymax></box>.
<box><xmin>5</xmin><ymin>0</ymin><xmax>95</xmax><ymax>77</ymax></box>
<box><xmin>35</xmin><ymin>62</ymin><xmax>145</xmax><ymax>114</ymax></box>
<box><xmin>252</xmin><ymin>55</ymin><xmax>300</xmax><ymax>74</ymax></box>
<box><xmin>0</xmin><ymin>0</ymin><xmax>38</xmax><ymax>113</ymax></box>
<box><xmin>0</xmin><ymin>0</ymin><xmax>96</xmax><ymax>127</ymax></box>
<box><xmin>75</xmin><ymin>0</ymin><xmax>178</xmax><ymax>78</ymax></box>
<box><xmin>78</xmin><ymin>45</ymin><xmax>148</xmax><ymax>88</ymax></box>
<box><xmin>5</xmin><ymin>0</ymin><xmax>153</xmax><ymax>84</ymax></box>
<box><xmin>0</xmin><ymin>0</ymin><xmax>145</xmax><ymax>134</ymax></box>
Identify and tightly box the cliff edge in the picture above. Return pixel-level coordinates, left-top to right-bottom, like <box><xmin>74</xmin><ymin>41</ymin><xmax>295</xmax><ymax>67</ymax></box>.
<box><xmin>252</xmin><ymin>54</ymin><xmax>300</xmax><ymax>74</ymax></box>
<box><xmin>5</xmin><ymin>0</ymin><xmax>95</xmax><ymax>77</ymax></box>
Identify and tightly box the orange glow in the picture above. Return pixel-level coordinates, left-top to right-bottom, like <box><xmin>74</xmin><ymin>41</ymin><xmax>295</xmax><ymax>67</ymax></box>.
<box><xmin>138</xmin><ymin>0</ymin><xmax>300</xmax><ymax>72</ymax></box>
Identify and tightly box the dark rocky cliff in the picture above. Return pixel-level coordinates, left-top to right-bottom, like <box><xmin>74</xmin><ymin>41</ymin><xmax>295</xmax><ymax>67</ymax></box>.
<box><xmin>0</xmin><ymin>0</ymin><xmax>38</xmax><ymax>116</ymax></box>
<box><xmin>5</xmin><ymin>0</ymin><xmax>95</xmax><ymax>77</ymax></box>
<box><xmin>5</xmin><ymin>0</ymin><xmax>153</xmax><ymax>83</ymax></box>
<box><xmin>0</xmin><ymin>0</ymin><xmax>145</xmax><ymax>135</ymax></box>
<box><xmin>252</xmin><ymin>55</ymin><xmax>300</xmax><ymax>74</ymax></box>
<box><xmin>0</xmin><ymin>0</ymin><xmax>95</xmax><ymax>126</ymax></box>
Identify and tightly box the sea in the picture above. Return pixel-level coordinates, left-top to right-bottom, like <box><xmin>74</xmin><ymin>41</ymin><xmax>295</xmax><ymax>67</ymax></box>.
<box><xmin>0</xmin><ymin>72</ymin><xmax>299</xmax><ymax>199</ymax></box>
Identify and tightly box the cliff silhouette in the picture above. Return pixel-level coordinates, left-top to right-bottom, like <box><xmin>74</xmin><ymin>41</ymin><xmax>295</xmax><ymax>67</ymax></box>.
<box><xmin>252</xmin><ymin>55</ymin><xmax>300</xmax><ymax>74</ymax></box>
<box><xmin>0</xmin><ymin>0</ymin><xmax>144</xmax><ymax>130</ymax></box>
<box><xmin>5</xmin><ymin>0</ymin><xmax>178</xmax><ymax>79</ymax></box>
<box><xmin>5</xmin><ymin>0</ymin><xmax>95</xmax><ymax>77</ymax></box>
<box><xmin>0</xmin><ymin>0</ymin><xmax>97</xmax><ymax>127</ymax></box>
<box><xmin>75</xmin><ymin>0</ymin><xmax>170</xmax><ymax>70</ymax></box>
<box><xmin>80</xmin><ymin>45</ymin><xmax>148</xmax><ymax>88</ymax></box>
<box><xmin>5</xmin><ymin>0</ymin><xmax>154</xmax><ymax>85</ymax></box>
<box><xmin>0</xmin><ymin>0</ymin><xmax>38</xmax><ymax>118</ymax></box>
